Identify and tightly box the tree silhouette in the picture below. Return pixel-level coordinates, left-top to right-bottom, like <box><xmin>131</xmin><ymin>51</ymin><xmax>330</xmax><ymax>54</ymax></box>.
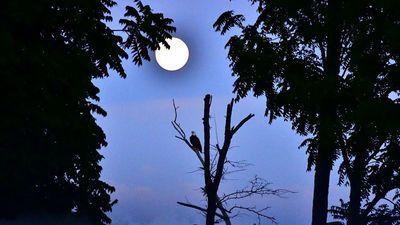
<box><xmin>0</xmin><ymin>0</ymin><xmax>174</xmax><ymax>224</ymax></box>
<box><xmin>331</xmin><ymin>124</ymin><xmax>400</xmax><ymax>225</ymax></box>
<box><xmin>172</xmin><ymin>95</ymin><xmax>290</xmax><ymax>225</ymax></box>
<box><xmin>214</xmin><ymin>1</ymin><xmax>400</xmax><ymax>225</ymax></box>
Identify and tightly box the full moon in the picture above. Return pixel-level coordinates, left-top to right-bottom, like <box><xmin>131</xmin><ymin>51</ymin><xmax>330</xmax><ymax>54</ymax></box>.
<box><xmin>155</xmin><ymin>37</ymin><xmax>189</xmax><ymax>71</ymax></box>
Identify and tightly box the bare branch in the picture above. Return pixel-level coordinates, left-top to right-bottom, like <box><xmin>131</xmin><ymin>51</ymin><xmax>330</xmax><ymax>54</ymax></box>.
<box><xmin>231</xmin><ymin>113</ymin><xmax>255</xmax><ymax>135</ymax></box>
<box><xmin>220</xmin><ymin>176</ymin><xmax>293</xmax><ymax>203</ymax></box>
<box><xmin>216</xmin><ymin>196</ymin><xmax>232</xmax><ymax>225</ymax></box>
<box><xmin>172</xmin><ymin>99</ymin><xmax>187</xmax><ymax>139</ymax></box>
<box><xmin>171</xmin><ymin>100</ymin><xmax>205</xmax><ymax>165</ymax></box>
<box><xmin>177</xmin><ymin>202</ymin><xmax>225</xmax><ymax>219</ymax></box>
<box><xmin>228</xmin><ymin>205</ymin><xmax>277</xmax><ymax>225</ymax></box>
<box><xmin>213</xmin><ymin>113</ymin><xmax>220</xmax><ymax>146</ymax></box>
<box><xmin>214</xmin><ymin>99</ymin><xmax>254</xmax><ymax>191</ymax></box>
<box><xmin>363</xmin><ymin>192</ymin><xmax>386</xmax><ymax>217</ymax></box>
<box><xmin>383</xmin><ymin>197</ymin><xmax>396</xmax><ymax>206</ymax></box>
<box><xmin>172</xmin><ymin>95</ymin><xmax>284</xmax><ymax>225</ymax></box>
<box><xmin>225</xmin><ymin>159</ymin><xmax>252</xmax><ymax>170</ymax></box>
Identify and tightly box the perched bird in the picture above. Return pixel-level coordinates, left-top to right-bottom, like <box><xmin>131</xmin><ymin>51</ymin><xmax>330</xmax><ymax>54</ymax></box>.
<box><xmin>190</xmin><ymin>131</ymin><xmax>202</xmax><ymax>152</ymax></box>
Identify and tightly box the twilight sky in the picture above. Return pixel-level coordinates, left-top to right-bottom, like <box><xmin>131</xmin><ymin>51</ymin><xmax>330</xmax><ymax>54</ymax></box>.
<box><xmin>94</xmin><ymin>1</ymin><xmax>348</xmax><ymax>225</ymax></box>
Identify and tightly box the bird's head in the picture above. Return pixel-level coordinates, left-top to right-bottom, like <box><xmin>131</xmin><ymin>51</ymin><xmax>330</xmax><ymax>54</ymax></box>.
<box><xmin>191</xmin><ymin>131</ymin><xmax>196</xmax><ymax>136</ymax></box>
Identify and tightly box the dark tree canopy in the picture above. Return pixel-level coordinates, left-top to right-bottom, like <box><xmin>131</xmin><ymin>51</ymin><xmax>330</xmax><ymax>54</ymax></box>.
<box><xmin>215</xmin><ymin>0</ymin><xmax>400</xmax><ymax>225</ymax></box>
<box><xmin>0</xmin><ymin>0</ymin><xmax>174</xmax><ymax>224</ymax></box>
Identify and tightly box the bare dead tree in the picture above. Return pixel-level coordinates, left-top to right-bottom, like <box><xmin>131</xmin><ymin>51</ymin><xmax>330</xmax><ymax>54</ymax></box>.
<box><xmin>172</xmin><ymin>94</ymin><xmax>291</xmax><ymax>225</ymax></box>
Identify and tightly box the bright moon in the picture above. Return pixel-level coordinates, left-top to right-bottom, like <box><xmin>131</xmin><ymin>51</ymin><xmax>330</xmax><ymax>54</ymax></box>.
<box><xmin>155</xmin><ymin>37</ymin><xmax>189</xmax><ymax>71</ymax></box>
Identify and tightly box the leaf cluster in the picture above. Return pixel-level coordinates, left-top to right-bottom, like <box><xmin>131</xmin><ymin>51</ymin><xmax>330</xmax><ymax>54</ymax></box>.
<box><xmin>0</xmin><ymin>0</ymin><xmax>175</xmax><ymax>224</ymax></box>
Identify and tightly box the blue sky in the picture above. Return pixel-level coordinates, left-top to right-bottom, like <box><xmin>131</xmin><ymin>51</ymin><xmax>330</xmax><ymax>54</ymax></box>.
<box><xmin>94</xmin><ymin>1</ymin><xmax>348</xmax><ymax>225</ymax></box>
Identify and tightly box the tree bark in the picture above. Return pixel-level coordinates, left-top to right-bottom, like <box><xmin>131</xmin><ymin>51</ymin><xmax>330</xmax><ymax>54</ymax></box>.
<box><xmin>311</xmin><ymin>139</ymin><xmax>333</xmax><ymax>225</ymax></box>
<box><xmin>206</xmin><ymin>99</ymin><xmax>234</xmax><ymax>225</ymax></box>
<box><xmin>311</xmin><ymin>0</ymin><xmax>342</xmax><ymax>224</ymax></box>
<box><xmin>203</xmin><ymin>94</ymin><xmax>217</xmax><ymax>225</ymax></box>
<box><xmin>348</xmin><ymin>132</ymin><xmax>369</xmax><ymax>225</ymax></box>
<box><xmin>206</xmin><ymin>188</ymin><xmax>218</xmax><ymax>225</ymax></box>
<box><xmin>347</xmin><ymin>159</ymin><xmax>363</xmax><ymax>225</ymax></box>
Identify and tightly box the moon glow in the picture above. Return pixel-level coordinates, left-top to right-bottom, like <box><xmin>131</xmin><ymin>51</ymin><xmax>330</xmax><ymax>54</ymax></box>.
<box><xmin>155</xmin><ymin>37</ymin><xmax>189</xmax><ymax>71</ymax></box>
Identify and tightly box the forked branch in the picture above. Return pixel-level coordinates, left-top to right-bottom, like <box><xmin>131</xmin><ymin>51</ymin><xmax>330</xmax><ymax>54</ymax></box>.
<box><xmin>172</xmin><ymin>95</ymin><xmax>286</xmax><ymax>225</ymax></box>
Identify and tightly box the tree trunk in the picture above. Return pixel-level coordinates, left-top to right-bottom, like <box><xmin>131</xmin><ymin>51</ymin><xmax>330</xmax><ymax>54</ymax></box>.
<box><xmin>348</xmin><ymin>175</ymin><xmax>362</xmax><ymax>225</ymax></box>
<box><xmin>347</xmin><ymin>151</ymin><xmax>367</xmax><ymax>225</ymax></box>
<box><xmin>311</xmin><ymin>144</ymin><xmax>333</xmax><ymax>225</ymax></box>
<box><xmin>311</xmin><ymin>0</ymin><xmax>342</xmax><ymax>224</ymax></box>
<box><xmin>173</xmin><ymin>95</ymin><xmax>253</xmax><ymax>225</ymax></box>
<box><xmin>203</xmin><ymin>94</ymin><xmax>216</xmax><ymax>225</ymax></box>
<box><xmin>206</xmin><ymin>188</ymin><xmax>217</xmax><ymax>225</ymax></box>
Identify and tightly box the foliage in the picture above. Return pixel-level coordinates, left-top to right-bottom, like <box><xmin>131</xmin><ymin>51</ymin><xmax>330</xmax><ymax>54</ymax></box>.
<box><xmin>120</xmin><ymin>0</ymin><xmax>176</xmax><ymax>65</ymax></box>
<box><xmin>214</xmin><ymin>0</ymin><xmax>400</xmax><ymax>224</ymax></box>
<box><xmin>332</xmin><ymin>137</ymin><xmax>400</xmax><ymax>225</ymax></box>
<box><xmin>0</xmin><ymin>0</ymin><xmax>174</xmax><ymax>224</ymax></box>
<box><xmin>214</xmin><ymin>0</ymin><xmax>343</xmax><ymax>169</ymax></box>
